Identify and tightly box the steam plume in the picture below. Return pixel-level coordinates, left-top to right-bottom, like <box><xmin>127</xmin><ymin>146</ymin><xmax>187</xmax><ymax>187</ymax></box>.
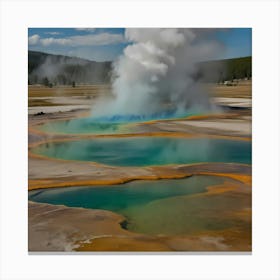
<box><xmin>93</xmin><ymin>28</ymin><xmax>224</xmax><ymax>121</ymax></box>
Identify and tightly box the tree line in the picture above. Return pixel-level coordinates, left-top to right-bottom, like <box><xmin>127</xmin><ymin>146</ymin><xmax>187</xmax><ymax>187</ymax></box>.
<box><xmin>28</xmin><ymin>51</ymin><xmax>251</xmax><ymax>86</ymax></box>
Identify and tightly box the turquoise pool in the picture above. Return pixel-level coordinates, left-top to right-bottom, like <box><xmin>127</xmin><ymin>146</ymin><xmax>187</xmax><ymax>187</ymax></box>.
<box><xmin>31</xmin><ymin>137</ymin><xmax>251</xmax><ymax>166</ymax></box>
<box><xmin>29</xmin><ymin>175</ymin><xmax>240</xmax><ymax>235</ymax></box>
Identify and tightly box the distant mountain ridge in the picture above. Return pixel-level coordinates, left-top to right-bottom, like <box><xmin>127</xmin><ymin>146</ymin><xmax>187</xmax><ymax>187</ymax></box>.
<box><xmin>28</xmin><ymin>51</ymin><xmax>251</xmax><ymax>86</ymax></box>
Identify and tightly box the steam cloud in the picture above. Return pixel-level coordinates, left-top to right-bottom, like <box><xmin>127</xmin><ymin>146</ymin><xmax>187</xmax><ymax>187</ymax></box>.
<box><xmin>93</xmin><ymin>28</ymin><xmax>224</xmax><ymax>121</ymax></box>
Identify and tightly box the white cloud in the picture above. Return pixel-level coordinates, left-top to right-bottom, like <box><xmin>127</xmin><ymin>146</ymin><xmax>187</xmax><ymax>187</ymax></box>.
<box><xmin>28</xmin><ymin>34</ymin><xmax>40</xmax><ymax>45</ymax></box>
<box><xmin>40</xmin><ymin>37</ymin><xmax>71</xmax><ymax>46</ymax></box>
<box><xmin>45</xmin><ymin>31</ymin><xmax>61</xmax><ymax>35</ymax></box>
<box><xmin>75</xmin><ymin>28</ymin><xmax>96</xmax><ymax>32</ymax></box>
<box><xmin>69</xmin><ymin>33</ymin><xmax>125</xmax><ymax>46</ymax></box>
<box><xmin>28</xmin><ymin>32</ymin><xmax>125</xmax><ymax>47</ymax></box>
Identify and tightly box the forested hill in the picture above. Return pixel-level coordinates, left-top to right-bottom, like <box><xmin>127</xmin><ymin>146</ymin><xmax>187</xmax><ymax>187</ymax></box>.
<box><xmin>28</xmin><ymin>51</ymin><xmax>112</xmax><ymax>85</ymax></box>
<box><xmin>28</xmin><ymin>51</ymin><xmax>251</xmax><ymax>86</ymax></box>
<box><xmin>198</xmin><ymin>56</ymin><xmax>252</xmax><ymax>83</ymax></box>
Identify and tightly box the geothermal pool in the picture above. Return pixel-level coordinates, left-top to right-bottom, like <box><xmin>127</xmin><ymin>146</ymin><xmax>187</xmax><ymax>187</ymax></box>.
<box><xmin>39</xmin><ymin>118</ymin><xmax>132</xmax><ymax>135</ymax></box>
<box><xmin>31</xmin><ymin>137</ymin><xmax>251</xmax><ymax>166</ymax></box>
<box><xmin>37</xmin><ymin>110</ymin><xmax>199</xmax><ymax>135</ymax></box>
<box><xmin>29</xmin><ymin>175</ymin><xmax>239</xmax><ymax>235</ymax></box>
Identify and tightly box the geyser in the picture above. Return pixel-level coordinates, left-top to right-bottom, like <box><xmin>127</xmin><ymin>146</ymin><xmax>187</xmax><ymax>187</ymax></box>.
<box><xmin>93</xmin><ymin>28</ymin><xmax>224</xmax><ymax>122</ymax></box>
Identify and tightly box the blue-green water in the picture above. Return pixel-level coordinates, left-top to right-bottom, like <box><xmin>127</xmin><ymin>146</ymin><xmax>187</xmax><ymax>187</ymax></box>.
<box><xmin>29</xmin><ymin>176</ymin><xmax>213</xmax><ymax>212</ymax></box>
<box><xmin>39</xmin><ymin>118</ymin><xmax>130</xmax><ymax>135</ymax></box>
<box><xmin>38</xmin><ymin>111</ymin><xmax>199</xmax><ymax>135</ymax></box>
<box><xmin>32</xmin><ymin>137</ymin><xmax>251</xmax><ymax>166</ymax></box>
<box><xmin>29</xmin><ymin>176</ymin><xmax>236</xmax><ymax>235</ymax></box>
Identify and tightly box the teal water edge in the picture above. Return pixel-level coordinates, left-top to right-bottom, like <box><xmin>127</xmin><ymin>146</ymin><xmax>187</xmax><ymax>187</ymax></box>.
<box><xmin>29</xmin><ymin>176</ymin><xmax>233</xmax><ymax>235</ymax></box>
<box><xmin>31</xmin><ymin>137</ymin><xmax>251</xmax><ymax>166</ymax></box>
<box><xmin>38</xmin><ymin>112</ymin><xmax>199</xmax><ymax>135</ymax></box>
<box><xmin>39</xmin><ymin>118</ymin><xmax>128</xmax><ymax>135</ymax></box>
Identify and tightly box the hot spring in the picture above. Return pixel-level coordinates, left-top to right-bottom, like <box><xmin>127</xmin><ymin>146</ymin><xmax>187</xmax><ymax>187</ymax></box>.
<box><xmin>31</xmin><ymin>137</ymin><xmax>251</xmax><ymax>166</ymax></box>
<box><xmin>29</xmin><ymin>175</ymin><xmax>246</xmax><ymax>235</ymax></box>
<box><xmin>38</xmin><ymin>118</ymin><xmax>132</xmax><ymax>135</ymax></box>
<box><xmin>37</xmin><ymin>110</ymin><xmax>201</xmax><ymax>135</ymax></box>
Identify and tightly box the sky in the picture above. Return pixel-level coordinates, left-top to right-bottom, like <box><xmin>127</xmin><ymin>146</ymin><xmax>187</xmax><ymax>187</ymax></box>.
<box><xmin>28</xmin><ymin>28</ymin><xmax>251</xmax><ymax>62</ymax></box>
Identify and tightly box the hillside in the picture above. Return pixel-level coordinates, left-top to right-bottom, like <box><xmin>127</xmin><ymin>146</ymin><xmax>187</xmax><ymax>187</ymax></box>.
<box><xmin>28</xmin><ymin>51</ymin><xmax>251</xmax><ymax>86</ymax></box>
<box><xmin>199</xmin><ymin>56</ymin><xmax>252</xmax><ymax>83</ymax></box>
<box><xmin>28</xmin><ymin>51</ymin><xmax>112</xmax><ymax>85</ymax></box>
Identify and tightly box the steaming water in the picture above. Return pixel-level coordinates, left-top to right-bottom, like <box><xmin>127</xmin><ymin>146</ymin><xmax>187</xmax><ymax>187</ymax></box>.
<box><xmin>32</xmin><ymin>137</ymin><xmax>251</xmax><ymax>166</ymax></box>
<box><xmin>29</xmin><ymin>175</ymin><xmax>238</xmax><ymax>235</ymax></box>
<box><xmin>97</xmin><ymin>28</ymin><xmax>223</xmax><ymax>117</ymax></box>
<box><xmin>38</xmin><ymin>110</ymin><xmax>199</xmax><ymax>135</ymax></box>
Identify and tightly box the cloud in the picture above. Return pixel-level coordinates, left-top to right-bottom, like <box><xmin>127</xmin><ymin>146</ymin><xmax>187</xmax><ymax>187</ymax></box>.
<box><xmin>75</xmin><ymin>28</ymin><xmax>96</xmax><ymax>32</ymax></box>
<box><xmin>40</xmin><ymin>37</ymin><xmax>71</xmax><ymax>46</ymax></box>
<box><xmin>28</xmin><ymin>34</ymin><xmax>40</xmax><ymax>45</ymax></box>
<box><xmin>28</xmin><ymin>33</ymin><xmax>125</xmax><ymax>47</ymax></box>
<box><xmin>45</xmin><ymin>31</ymin><xmax>61</xmax><ymax>35</ymax></box>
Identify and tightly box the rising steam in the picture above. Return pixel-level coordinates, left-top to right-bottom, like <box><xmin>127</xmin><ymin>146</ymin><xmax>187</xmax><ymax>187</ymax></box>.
<box><xmin>93</xmin><ymin>28</ymin><xmax>224</xmax><ymax>122</ymax></box>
